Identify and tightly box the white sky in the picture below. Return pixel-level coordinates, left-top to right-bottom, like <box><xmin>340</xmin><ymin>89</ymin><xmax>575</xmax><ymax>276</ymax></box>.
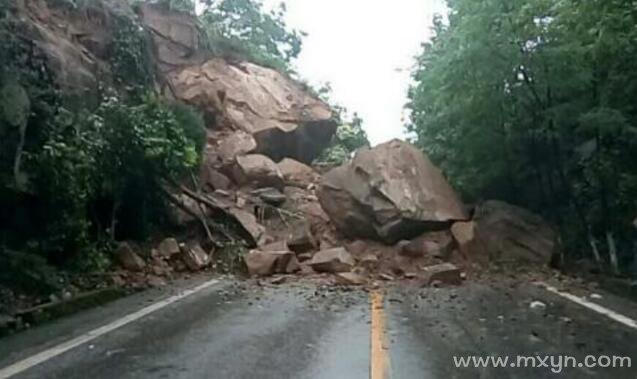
<box><xmin>265</xmin><ymin>0</ymin><xmax>448</xmax><ymax>145</ymax></box>
<box><xmin>198</xmin><ymin>0</ymin><xmax>448</xmax><ymax>145</ymax></box>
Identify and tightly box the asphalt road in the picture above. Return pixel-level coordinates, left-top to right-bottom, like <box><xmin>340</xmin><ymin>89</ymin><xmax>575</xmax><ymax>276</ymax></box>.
<box><xmin>0</xmin><ymin>276</ymin><xmax>636</xmax><ymax>378</ymax></box>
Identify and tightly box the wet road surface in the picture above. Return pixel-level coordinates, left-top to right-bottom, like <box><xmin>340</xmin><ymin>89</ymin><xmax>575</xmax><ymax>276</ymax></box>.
<box><xmin>0</xmin><ymin>276</ymin><xmax>636</xmax><ymax>378</ymax></box>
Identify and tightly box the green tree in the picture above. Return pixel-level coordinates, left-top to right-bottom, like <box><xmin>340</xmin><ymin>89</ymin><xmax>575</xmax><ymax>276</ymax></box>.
<box><xmin>200</xmin><ymin>0</ymin><xmax>304</xmax><ymax>71</ymax></box>
<box><xmin>408</xmin><ymin>0</ymin><xmax>637</xmax><ymax>274</ymax></box>
<box><xmin>315</xmin><ymin>83</ymin><xmax>370</xmax><ymax>164</ymax></box>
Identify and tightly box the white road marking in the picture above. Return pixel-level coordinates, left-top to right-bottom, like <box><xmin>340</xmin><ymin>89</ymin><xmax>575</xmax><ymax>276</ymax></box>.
<box><xmin>0</xmin><ymin>278</ymin><xmax>220</xmax><ymax>379</ymax></box>
<box><xmin>538</xmin><ymin>282</ymin><xmax>637</xmax><ymax>330</ymax></box>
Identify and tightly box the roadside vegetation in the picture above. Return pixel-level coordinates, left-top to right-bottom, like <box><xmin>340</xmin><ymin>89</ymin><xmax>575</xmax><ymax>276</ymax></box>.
<box><xmin>408</xmin><ymin>0</ymin><xmax>637</xmax><ymax>275</ymax></box>
<box><xmin>0</xmin><ymin>0</ymin><xmax>310</xmax><ymax>298</ymax></box>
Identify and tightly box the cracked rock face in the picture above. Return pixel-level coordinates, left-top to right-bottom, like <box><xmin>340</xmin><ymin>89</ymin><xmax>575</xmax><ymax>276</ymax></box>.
<box><xmin>318</xmin><ymin>139</ymin><xmax>468</xmax><ymax>244</ymax></box>
<box><xmin>168</xmin><ymin>59</ymin><xmax>337</xmax><ymax>164</ymax></box>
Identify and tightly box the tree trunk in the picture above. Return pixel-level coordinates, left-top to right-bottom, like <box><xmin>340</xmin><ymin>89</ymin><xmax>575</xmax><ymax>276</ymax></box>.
<box><xmin>13</xmin><ymin>121</ymin><xmax>27</xmax><ymax>189</ymax></box>
<box><xmin>588</xmin><ymin>232</ymin><xmax>602</xmax><ymax>270</ymax></box>
<box><xmin>606</xmin><ymin>231</ymin><xmax>620</xmax><ymax>276</ymax></box>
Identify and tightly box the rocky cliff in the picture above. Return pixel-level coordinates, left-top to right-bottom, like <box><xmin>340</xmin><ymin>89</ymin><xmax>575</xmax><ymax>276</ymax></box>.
<box><xmin>13</xmin><ymin>0</ymin><xmax>336</xmax><ymax>165</ymax></box>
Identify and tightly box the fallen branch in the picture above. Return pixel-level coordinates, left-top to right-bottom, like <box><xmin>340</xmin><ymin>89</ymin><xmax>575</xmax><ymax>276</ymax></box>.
<box><xmin>160</xmin><ymin>187</ymin><xmax>221</xmax><ymax>248</ymax></box>
<box><xmin>172</xmin><ymin>182</ymin><xmax>256</xmax><ymax>246</ymax></box>
<box><xmin>190</xmin><ymin>172</ymin><xmax>215</xmax><ymax>244</ymax></box>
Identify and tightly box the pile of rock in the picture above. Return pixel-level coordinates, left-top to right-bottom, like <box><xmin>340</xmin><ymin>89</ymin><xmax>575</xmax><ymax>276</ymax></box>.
<box><xmin>236</xmin><ymin>139</ymin><xmax>560</xmax><ymax>288</ymax></box>
<box><xmin>113</xmin><ymin>238</ymin><xmax>213</xmax><ymax>288</ymax></box>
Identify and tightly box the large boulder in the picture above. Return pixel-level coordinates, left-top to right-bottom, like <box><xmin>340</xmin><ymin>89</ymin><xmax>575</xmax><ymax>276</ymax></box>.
<box><xmin>473</xmin><ymin>200</ymin><xmax>558</xmax><ymax>264</ymax></box>
<box><xmin>167</xmin><ymin>59</ymin><xmax>336</xmax><ymax>163</ymax></box>
<box><xmin>318</xmin><ymin>140</ymin><xmax>468</xmax><ymax>244</ymax></box>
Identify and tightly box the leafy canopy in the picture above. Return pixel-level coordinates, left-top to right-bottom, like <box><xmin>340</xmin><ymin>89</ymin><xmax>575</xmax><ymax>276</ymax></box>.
<box><xmin>408</xmin><ymin>0</ymin><xmax>637</xmax><ymax>272</ymax></box>
<box><xmin>200</xmin><ymin>0</ymin><xmax>305</xmax><ymax>71</ymax></box>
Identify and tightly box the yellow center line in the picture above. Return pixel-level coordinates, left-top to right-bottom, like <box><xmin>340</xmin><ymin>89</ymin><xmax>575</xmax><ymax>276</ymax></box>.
<box><xmin>370</xmin><ymin>290</ymin><xmax>390</xmax><ymax>379</ymax></box>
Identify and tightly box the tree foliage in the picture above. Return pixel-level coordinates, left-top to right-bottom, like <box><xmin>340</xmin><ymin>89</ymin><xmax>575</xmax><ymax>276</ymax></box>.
<box><xmin>408</xmin><ymin>0</ymin><xmax>637</xmax><ymax>273</ymax></box>
<box><xmin>315</xmin><ymin>83</ymin><xmax>370</xmax><ymax>164</ymax></box>
<box><xmin>200</xmin><ymin>0</ymin><xmax>304</xmax><ymax>71</ymax></box>
<box><xmin>0</xmin><ymin>3</ymin><xmax>205</xmax><ymax>268</ymax></box>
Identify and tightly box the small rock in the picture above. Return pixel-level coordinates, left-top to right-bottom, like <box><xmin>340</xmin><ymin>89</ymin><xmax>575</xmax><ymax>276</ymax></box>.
<box><xmin>590</xmin><ymin>293</ymin><xmax>603</xmax><ymax>300</ymax></box>
<box><xmin>147</xmin><ymin>276</ymin><xmax>167</xmax><ymax>287</ymax></box>
<box><xmin>420</xmin><ymin>263</ymin><xmax>462</xmax><ymax>286</ymax></box>
<box><xmin>379</xmin><ymin>273</ymin><xmax>394</xmax><ymax>281</ymax></box>
<box><xmin>335</xmin><ymin>272</ymin><xmax>366</xmax><ymax>286</ymax></box>
<box><xmin>404</xmin><ymin>272</ymin><xmax>417</xmax><ymax>279</ymax></box>
<box><xmin>270</xmin><ymin>276</ymin><xmax>287</xmax><ymax>285</ymax></box>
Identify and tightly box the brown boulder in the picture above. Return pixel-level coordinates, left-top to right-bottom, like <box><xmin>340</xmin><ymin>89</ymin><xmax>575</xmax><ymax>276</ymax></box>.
<box><xmin>277</xmin><ymin>158</ymin><xmax>321</xmax><ymax>189</ymax></box>
<box><xmin>420</xmin><ymin>263</ymin><xmax>462</xmax><ymax>286</ymax></box>
<box><xmin>116</xmin><ymin>243</ymin><xmax>146</xmax><ymax>272</ymax></box>
<box><xmin>157</xmin><ymin>238</ymin><xmax>180</xmax><ymax>258</ymax></box>
<box><xmin>181</xmin><ymin>243</ymin><xmax>211</xmax><ymax>271</ymax></box>
<box><xmin>309</xmin><ymin>247</ymin><xmax>355</xmax><ymax>273</ymax></box>
<box><xmin>451</xmin><ymin>221</ymin><xmax>486</xmax><ymax>261</ymax></box>
<box><xmin>244</xmin><ymin>241</ymin><xmax>300</xmax><ymax>276</ymax></box>
<box><xmin>398</xmin><ymin>230</ymin><xmax>455</xmax><ymax>259</ymax></box>
<box><xmin>232</xmin><ymin>154</ymin><xmax>284</xmax><ymax>190</ymax></box>
<box><xmin>474</xmin><ymin>200</ymin><xmax>558</xmax><ymax>264</ymax></box>
<box><xmin>215</xmin><ymin>131</ymin><xmax>258</xmax><ymax>164</ymax></box>
<box><xmin>227</xmin><ymin>207</ymin><xmax>266</xmax><ymax>247</ymax></box>
<box><xmin>318</xmin><ymin>140</ymin><xmax>467</xmax><ymax>244</ymax></box>
<box><xmin>335</xmin><ymin>272</ymin><xmax>367</xmax><ymax>286</ymax></box>
<box><xmin>168</xmin><ymin>59</ymin><xmax>337</xmax><ymax>163</ymax></box>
